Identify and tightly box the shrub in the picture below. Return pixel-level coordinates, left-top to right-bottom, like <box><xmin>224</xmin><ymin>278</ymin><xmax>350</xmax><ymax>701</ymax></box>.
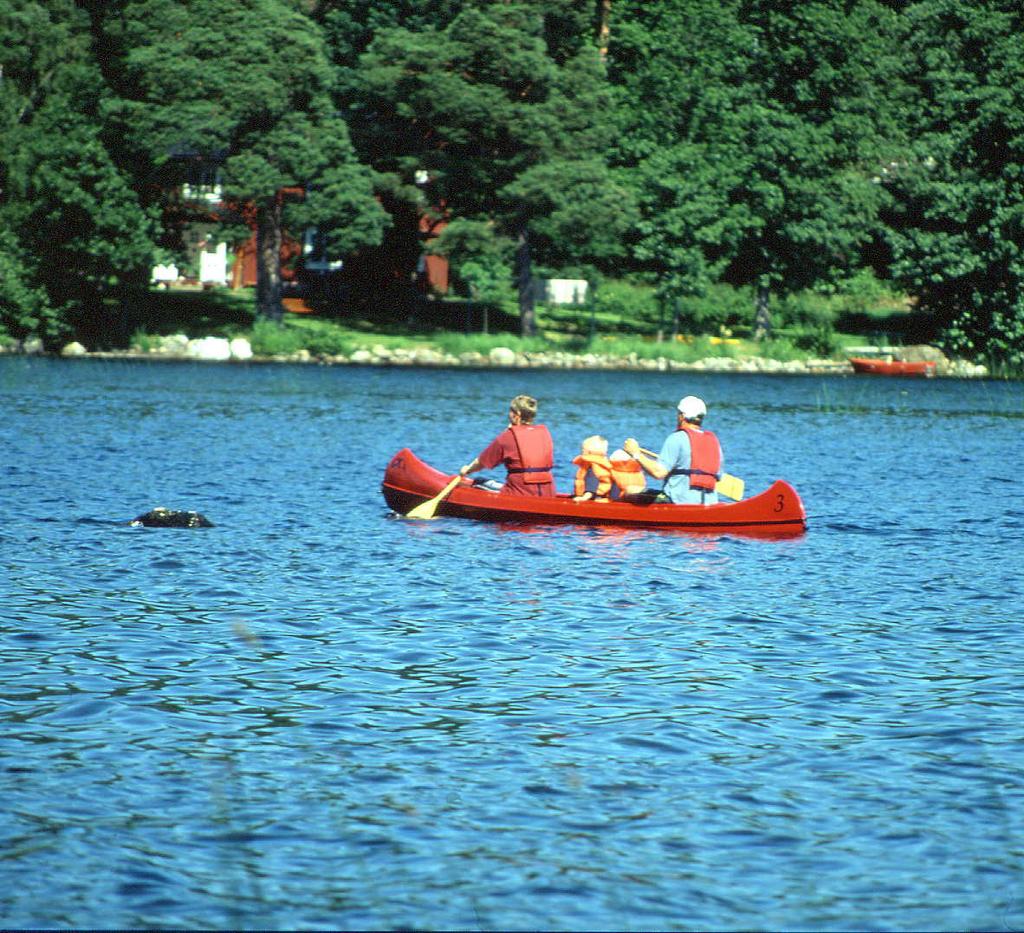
<box><xmin>793</xmin><ymin>327</ymin><xmax>841</xmax><ymax>357</ymax></box>
<box><xmin>674</xmin><ymin>283</ymin><xmax>754</xmax><ymax>335</ymax></box>
<box><xmin>130</xmin><ymin>329</ymin><xmax>161</xmax><ymax>352</ymax></box>
<box><xmin>284</xmin><ymin>319</ymin><xmax>360</xmax><ymax>356</ymax></box>
<box><xmin>776</xmin><ymin>291</ymin><xmax>839</xmax><ymax>332</ymax></box>
<box><xmin>0</xmin><ymin>232</ymin><xmax>67</xmax><ymax>345</ymax></box>
<box><xmin>833</xmin><ymin>268</ymin><xmax>905</xmax><ymax>316</ymax></box>
<box><xmin>591</xmin><ymin>280</ymin><xmax>660</xmax><ymax>325</ymax></box>
<box><xmin>249</xmin><ymin>319</ymin><xmax>308</xmax><ymax>356</ymax></box>
<box><xmin>754</xmin><ymin>336</ymin><xmax>805</xmax><ymax>361</ymax></box>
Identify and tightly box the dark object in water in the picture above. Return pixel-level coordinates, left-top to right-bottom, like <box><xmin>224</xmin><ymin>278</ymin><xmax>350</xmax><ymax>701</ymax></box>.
<box><xmin>130</xmin><ymin>507</ymin><xmax>214</xmax><ymax>528</ymax></box>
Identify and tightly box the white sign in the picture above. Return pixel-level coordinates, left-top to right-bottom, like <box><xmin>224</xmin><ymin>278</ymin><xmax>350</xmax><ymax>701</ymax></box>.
<box><xmin>199</xmin><ymin>242</ymin><xmax>228</xmax><ymax>285</ymax></box>
<box><xmin>538</xmin><ymin>278</ymin><xmax>588</xmax><ymax>304</ymax></box>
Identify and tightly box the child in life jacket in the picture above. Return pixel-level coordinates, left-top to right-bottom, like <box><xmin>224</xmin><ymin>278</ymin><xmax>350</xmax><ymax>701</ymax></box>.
<box><xmin>572</xmin><ymin>435</ymin><xmax>614</xmax><ymax>500</ymax></box>
<box><xmin>573</xmin><ymin>436</ymin><xmax>648</xmax><ymax>500</ymax></box>
<box><xmin>609</xmin><ymin>447</ymin><xmax>647</xmax><ymax>497</ymax></box>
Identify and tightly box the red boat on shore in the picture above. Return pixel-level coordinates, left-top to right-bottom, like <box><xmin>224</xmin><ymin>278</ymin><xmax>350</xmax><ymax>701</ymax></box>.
<box><xmin>849</xmin><ymin>356</ymin><xmax>937</xmax><ymax>377</ymax></box>
<box><xmin>382</xmin><ymin>449</ymin><xmax>807</xmax><ymax>537</ymax></box>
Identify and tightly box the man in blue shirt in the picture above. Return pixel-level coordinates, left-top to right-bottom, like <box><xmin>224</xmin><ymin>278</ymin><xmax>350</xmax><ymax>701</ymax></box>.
<box><xmin>623</xmin><ymin>395</ymin><xmax>723</xmax><ymax>504</ymax></box>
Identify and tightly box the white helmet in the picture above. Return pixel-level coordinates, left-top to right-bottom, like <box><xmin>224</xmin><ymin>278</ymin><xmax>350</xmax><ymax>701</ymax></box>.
<box><xmin>677</xmin><ymin>395</ymin><xmax>707</xmax><ymax>421</ymax></box>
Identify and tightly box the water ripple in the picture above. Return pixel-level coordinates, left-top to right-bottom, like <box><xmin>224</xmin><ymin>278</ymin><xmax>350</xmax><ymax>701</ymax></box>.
<box><xmin>2</xmin><ymin>360</ymin><xmax>1023</xmax><ymax>931</ymax></box>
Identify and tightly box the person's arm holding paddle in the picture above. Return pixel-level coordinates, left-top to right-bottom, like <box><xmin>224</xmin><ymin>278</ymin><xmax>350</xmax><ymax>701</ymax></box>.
<box><xmin>623</xmin><ymin>395</ymin><xmax>725</xmax><ymax>505</ymax></box>
<box><xmin>461</xmin><ymin>394</ymin><xmax>556</xmax><ymax>497</ymax></box>
<box><xmin>622</xmin><ymin>437</ymin><xmax>669</xmax><ymax>480</ymax></box>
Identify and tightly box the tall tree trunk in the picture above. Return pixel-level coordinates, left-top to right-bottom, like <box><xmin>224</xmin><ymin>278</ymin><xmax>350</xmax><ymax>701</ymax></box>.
<box><xmin>598</xmin><ymin>0</ymin><xmax>611</xmax><ymax>60</ymax></box>
<box><xmin>753</xmin><ymin>277</ymin><xmax>772</xmax><ymax>340</ymax></box>
<box><xmin>515</xmin><ymin>226</ymin><xmax>536</xmax><ymax>338</ymax></box>
<box><xmin>256</xmin><ymin>195</ymin><xmax>284</xmax><ymax>322</ymax></box>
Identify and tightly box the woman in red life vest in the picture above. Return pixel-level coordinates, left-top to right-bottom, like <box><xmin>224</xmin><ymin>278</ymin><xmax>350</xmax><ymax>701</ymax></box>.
<box><xmin>622</xmin><ymin>395</ymin><xmax>723</xmax><ymax>504</ymax></box>
<box><xmin>460</xmin><ymin>394</ymin><xmax>556</xmax><ymax>496</ymax></box>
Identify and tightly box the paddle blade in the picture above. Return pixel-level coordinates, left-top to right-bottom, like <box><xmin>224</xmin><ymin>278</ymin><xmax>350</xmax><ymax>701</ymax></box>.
<box><xmin>406</xmin><ymin>475</ymin><xmax>462</xmax><ymax>520</ymax></box>
<box><xmin>716</xmin><ymin>473</ymin><xmax>744</xmax><ymax>501</ymax></box>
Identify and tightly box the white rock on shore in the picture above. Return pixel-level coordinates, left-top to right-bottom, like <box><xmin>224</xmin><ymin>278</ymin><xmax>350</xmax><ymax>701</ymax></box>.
<box><xmin>157</xmin><ymin>333</ymin><xmax>189</xmax><ymax>354</ymax></box>
<box><xmin>229</xmin><ymin>337</ymin><xmax>253</xmax><ymax>360</ymax></box>
<box><xmin>489</xmin><ymin>346</ymin><xmax>517</xmax><ymax>366</ymax></box>
<box><xmin>186</xmin><ymin>336</ymin><xmax>232</xmax><ymax>361</ymax></box>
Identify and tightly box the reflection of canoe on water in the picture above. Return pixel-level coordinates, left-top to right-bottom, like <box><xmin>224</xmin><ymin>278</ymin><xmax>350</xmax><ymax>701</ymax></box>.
<box><xmin>849</xmin><ymin>356</ymin><xmax>937</xmax><ymax>377</ymax></box>
<box><xmin>382</xmin><ymin>448</ymin><xmax>808</xmax><ymax>538</ymax></box>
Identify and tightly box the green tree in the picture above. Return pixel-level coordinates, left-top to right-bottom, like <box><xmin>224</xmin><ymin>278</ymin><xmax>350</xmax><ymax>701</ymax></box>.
<box><xmin>426</xmin><ymin>218</ymin><xmax>515</xmax><ymax>304</ymax></box>
<box><xmin>1</xmin><ymin>0</ymin><xmax>155</xmax><ymax>347</ymax></box>
<box><xmin>883</xmin><ymin>0</ymin><xmax>1024</xmax><ymax>368</ymax></box>
<box><xmin>320</xmin><ymin>0</ymin><xmax>603</xmax><ymax>83</ymax></box>
<box><xmin>612</xmin><ymin>0</ymin><xmax>905</xmax><ymax>337</ymax></box>
<box><xmin>317</xmin><ymin>0</ymin><xmax>465</xmax><ymax>74</ymax></box>
<box><xmin>104</xmin><ymin>0</ymin><xmax>388</xmax><ymax>321</ymax></box>
<box><xmin>348</xmin><ymin>1</ymin><xmax>631</xmax><ymax>336</ymax></box>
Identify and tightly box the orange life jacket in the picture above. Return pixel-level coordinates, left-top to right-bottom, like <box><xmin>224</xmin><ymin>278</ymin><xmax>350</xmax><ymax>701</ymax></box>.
<box><xmin>670</xmin><ymin>425</ymin><xmax>722</xmax><ymax>491</ymax></box>
<box><xmin>507</xmin><ymin>424</ymin><xmax>555</xmax><ymax>485</ymax></box>
<box><xmin>609</xmin><ymin>456</ymin><xmax>646</xmax><ymax>495</ymax></box>
<box><xmin>572</xmin><ymin>453</ymin><xmax>613</xmax><ymax>498</ymax></box>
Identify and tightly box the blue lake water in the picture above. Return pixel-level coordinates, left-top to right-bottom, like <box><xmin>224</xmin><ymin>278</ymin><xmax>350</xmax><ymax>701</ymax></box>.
<box><xmin>2</xmin><ymin>356</ymin><xmax>1023</xmax><ymax>931</ymax></box>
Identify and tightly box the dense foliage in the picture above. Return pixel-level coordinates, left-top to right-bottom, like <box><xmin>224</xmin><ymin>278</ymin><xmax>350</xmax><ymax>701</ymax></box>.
<box><xmin>1</xmin><ymin>0</ymin><xmax>1021</xmax><ymax>365</ymax></box>
<box><xmin>883</xmin><ymin>0</ymin><xmax>1024</xmax><ymax>368</ymax></box>
<box><xmin>1</xmin><ymin>1</ymin><xmax>156</xmax><ymax>346</ymax></box>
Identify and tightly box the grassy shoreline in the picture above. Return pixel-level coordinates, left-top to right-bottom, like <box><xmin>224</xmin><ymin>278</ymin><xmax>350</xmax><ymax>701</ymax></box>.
<box><xmin>0</xmin><ymin>285</ymin><xmax>994</xmax><ymax>377</ymax></box>
<box><xmin>122</xmin><ymin>286</ymin><xmax>939</xmax><ymax>369</ymax></box>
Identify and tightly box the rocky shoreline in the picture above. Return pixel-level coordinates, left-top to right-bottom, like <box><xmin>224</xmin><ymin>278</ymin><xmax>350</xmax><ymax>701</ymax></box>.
<box><xmin>3</xmin><ymin>333</ymin><xmax>990</xmax><ymax>377</ymax></box>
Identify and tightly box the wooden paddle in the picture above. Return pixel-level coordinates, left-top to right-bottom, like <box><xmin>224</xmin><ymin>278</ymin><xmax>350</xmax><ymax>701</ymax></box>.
<box><xmin>638</xmin><ymin>446</ymin><xmax>745</xmax><ymax>501</ymax></box>
<box><xmin>406</xmin><ymin>474</ymin><xmax>463</xmax><ymax>520</ymax></box>
<box><xmin>713</xmin><ymin>473</ymin><xmax>745</xmax><ymax>501</ymax></box>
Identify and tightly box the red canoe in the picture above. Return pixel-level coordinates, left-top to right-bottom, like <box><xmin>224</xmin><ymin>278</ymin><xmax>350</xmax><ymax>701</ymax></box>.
<box><xmin>382</xmin><ymin>448</ymin><xmax>807</xmax><ymax>537</ymax></box>
<box><xmin>849</xmin><ymin>356</ymin><xmax>937</xmax><ymax>377</ymax></box>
